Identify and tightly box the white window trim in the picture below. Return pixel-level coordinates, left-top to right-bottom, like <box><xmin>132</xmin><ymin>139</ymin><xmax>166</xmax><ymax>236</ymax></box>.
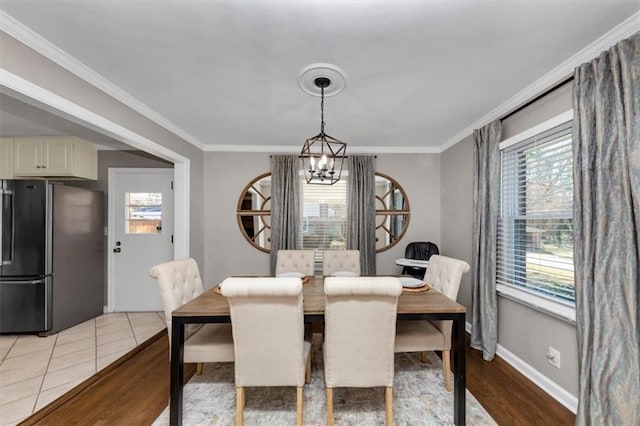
<box><xmin>497</xmin><ymin>109</ymin><xmax>576</xmax><ymax>324</ymax></box>
<box><xmin>499</xmin><ymin>109</ymin><xmax>574</xmax><ymax>151</ymax></box>
<box><xmin>497</xmin><ymin>284</ymin><xmax>576</xmax><ymax>325</ymax></box>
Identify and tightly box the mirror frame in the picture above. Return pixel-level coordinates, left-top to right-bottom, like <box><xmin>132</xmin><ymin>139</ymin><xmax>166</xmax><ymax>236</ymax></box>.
<box><xmin>374</xmin><ymin>172</ymin><xmax>411</xmax><ymax>252</ymax></box>
<box><xmin>236</xmin><ymin>171</ymin><xmax>410</xmax><ymax>253</ymax></box>
<box><xmin>236</xmin><ymin>172</ymin><xmax>272</xmax><ymax>253</ymax></box>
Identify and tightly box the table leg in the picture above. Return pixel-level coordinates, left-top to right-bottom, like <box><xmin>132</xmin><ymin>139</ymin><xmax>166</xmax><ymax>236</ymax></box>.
<box><xmin>170</xmin><ymin>318</ymin><xmax>185</xmax><ymax>426</ymax></box>
<box><xmin>452</xmin><ymin>313</ymin><xmax>466</xmax><ymax>425</ymax></box>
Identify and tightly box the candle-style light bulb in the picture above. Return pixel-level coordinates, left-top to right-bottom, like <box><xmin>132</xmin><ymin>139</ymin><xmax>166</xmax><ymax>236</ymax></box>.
<box><xmin>310</xmin><ymin>156</ymin><xmax>315</xmax><ymax>169</ymax></box>
<box><xmin>321</xmin><ymin>154</ymin><xmax>328</xmax><ymax>168</ymax></box>
<box><xmin>329</xmin><ymin>158</ymin><xmax>335</xmax><ymax>169</ymax></box>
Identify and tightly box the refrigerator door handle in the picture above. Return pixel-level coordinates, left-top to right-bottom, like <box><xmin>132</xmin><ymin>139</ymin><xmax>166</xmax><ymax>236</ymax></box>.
<box><xmin>0</xmin><ymin>279</ymin><xmax>45</xmax><ymax>285</ymax></box>
<box><xmin>1</xmin><ymin>188</ymin><xmax>14</xmax><ymax>266</ymax></box>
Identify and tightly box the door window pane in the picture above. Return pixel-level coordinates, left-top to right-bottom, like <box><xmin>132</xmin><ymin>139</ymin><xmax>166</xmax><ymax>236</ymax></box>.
<box><xmin>125</xmin><ymin>192</ymin><xmax>162</xmax><ymax>234</ymax></box>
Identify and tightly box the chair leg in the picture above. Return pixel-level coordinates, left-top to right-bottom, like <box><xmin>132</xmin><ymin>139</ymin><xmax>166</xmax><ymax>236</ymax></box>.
<box><xmin>196</xmin><ymin>362</ymin><xmax>204</xmax><ymax>375</ymax></box>
<box><xmin>326</xmin><ymin>387</ymin><xmax>333</xmax><ymax>426</ymax></box>
<box><xmin>420</xmin><ymin>351</ymin><xmax>428</xmax><ymax>363</ymax></box>
<box><xmin>385</xmin><ymin>387</ymin><xmax>393</xmax><ymax>425</ymax></box>
<box><xmin>236</xmin><ymin>387</ymin><xmax>244</xmax><ymax>426</ymax></box>
<box><xmin>296</xmin><ymin>386</ymin><xmax>303</xmax><ymax>426</ymax></box>
<box><xmin>443</xmin><ymin>350</ymin><xmax>452</xmax><ymax>392</ymax></box>
<box><xmin>305</xmin><ymin>353</ymin><xmax>312</xmax><ymax>384</ymax></box>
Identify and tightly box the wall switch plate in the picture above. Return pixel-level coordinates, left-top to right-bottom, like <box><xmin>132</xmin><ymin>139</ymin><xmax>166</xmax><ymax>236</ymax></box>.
<box><xmin>547</xmin><ymin>347</ymin><xmax>561</xmax><ymax>369</ymax></box>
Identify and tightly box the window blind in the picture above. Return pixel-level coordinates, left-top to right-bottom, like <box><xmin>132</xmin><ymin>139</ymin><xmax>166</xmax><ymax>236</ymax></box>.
<box><xmin>497</xmin><ymin>121</ymin><xmax>575</xmax><ymax>302</ymax></box>
<box><xmin>299</xmin><ymin>177</ymin><xmax>348</xmax><ymax>264</ymax></box>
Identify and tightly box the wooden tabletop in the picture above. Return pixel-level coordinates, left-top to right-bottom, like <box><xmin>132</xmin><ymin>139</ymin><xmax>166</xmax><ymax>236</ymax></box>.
<box><xmin>172</xmin><ymin>277</ymin><xmax>466</xmax><ymax>318</ymax></box>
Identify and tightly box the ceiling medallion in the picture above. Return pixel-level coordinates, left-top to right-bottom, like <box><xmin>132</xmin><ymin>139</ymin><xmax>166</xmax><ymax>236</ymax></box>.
<box><xmin>297</xmin><ymin>63</ymin><xmax>347</xmax><ymax>97</ymax></box>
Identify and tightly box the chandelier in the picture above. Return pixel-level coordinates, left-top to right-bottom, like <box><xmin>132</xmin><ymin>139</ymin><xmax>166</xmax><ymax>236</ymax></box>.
<box><xmin>300</xmin><ymin>77</ymin><xmax>347</xmax><ymax>185</ymax></box>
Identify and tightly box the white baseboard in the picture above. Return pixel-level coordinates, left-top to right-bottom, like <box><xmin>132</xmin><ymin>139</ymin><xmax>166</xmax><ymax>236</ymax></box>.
<box><xmin>465</xmin><ymin>321</ymin><xmax>578</xmax><ymax>414</ymax></box>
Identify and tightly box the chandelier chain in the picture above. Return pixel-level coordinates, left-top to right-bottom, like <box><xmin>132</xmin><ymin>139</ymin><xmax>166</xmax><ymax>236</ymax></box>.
<box><xmin>320</xmin><ymin>86</ymin><xmax>325</xmax><ymax>135</ymax></box>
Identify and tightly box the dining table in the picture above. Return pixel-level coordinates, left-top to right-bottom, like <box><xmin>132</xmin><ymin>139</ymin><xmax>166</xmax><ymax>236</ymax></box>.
<box><xmin>169</xmin><ymin>276</ymin><xmax>467</xmax><ymax>425</ymax></box>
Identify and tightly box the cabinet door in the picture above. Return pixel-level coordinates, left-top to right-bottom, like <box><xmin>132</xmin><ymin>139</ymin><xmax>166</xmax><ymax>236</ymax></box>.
<box><xmin>0</xmin><ymin>138</ymin><xmax>13</xmax><ymax>179</ymax></box>
<box><xmin>43</xmin><ymin>137</ymin><xmax>73</xmax><ymax>174</ymax></box>
<box><xmin>13</xmin><ymin>137</ymin><xmax>42</xmax><ymax>175</ymax></box>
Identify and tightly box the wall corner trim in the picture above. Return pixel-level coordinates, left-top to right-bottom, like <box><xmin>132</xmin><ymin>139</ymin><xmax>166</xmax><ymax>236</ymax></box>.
<box><xmin>465</xmin><ymin>321</ymin><xmax>579</xmax><ymax>414</ymax></box>
<box><xmin>438</xmin><ymin>11</ymin><xmax>640</xmax><ymax>154</ymax></box>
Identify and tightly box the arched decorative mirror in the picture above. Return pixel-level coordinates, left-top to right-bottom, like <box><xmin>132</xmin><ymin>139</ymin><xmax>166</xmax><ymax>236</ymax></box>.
<box><xmin>236</xmin><ymin>172</ymin><xmax>272</xmax><ymax>253</ymax></box>
<box><xmin>236</xmin><ymin>172</ymin><xmax>410</xmax><ymax>253</ymax></box>
<box><xmin>374</xmin><ymin>172</ymin><xmax>410</xmax><ymax>252</ymax></box>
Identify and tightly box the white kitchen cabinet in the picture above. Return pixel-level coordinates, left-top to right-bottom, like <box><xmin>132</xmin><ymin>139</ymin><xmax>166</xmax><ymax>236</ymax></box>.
<box><xmin>0</xmin><ymin>138</ymin><xmax>14</xmax><ymax>179</ymax></box>
<box><xmin>13</xmin><ymin>136</ymin><xmax>97</xmax><ymax>180</ymax></box>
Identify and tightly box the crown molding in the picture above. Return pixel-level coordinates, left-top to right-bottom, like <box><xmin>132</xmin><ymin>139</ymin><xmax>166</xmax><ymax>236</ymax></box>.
<box><xmin>438</xmin><ymin>10</ymin><xmax>640</xmax><ymax>153</ymax></box>
<box><xmin>202</xmin><ymin>144</ymin><xmax>440</xmax><ymax>154</ymax></box>
<box><xmin>0</xmin><ymin>10</ymin><xmax>206</xmax><ymax>151</ymax></box>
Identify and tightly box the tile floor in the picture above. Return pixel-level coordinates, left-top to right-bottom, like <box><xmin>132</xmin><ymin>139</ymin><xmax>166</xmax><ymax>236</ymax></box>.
<box><xmin>0</xmin><ymin>312</ymin><xmax>167</xmax><ymax>426</ymax></box>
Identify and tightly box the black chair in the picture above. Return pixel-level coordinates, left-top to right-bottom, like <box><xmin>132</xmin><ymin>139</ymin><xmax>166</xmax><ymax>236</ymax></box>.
<box><xmin>402</xmin><ymin>241</ymin><xmax>439</xmax><ymax>279</ymax></box>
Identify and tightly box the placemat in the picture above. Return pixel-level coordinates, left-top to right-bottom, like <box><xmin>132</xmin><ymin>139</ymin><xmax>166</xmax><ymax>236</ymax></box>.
<box><xmin>403</xmin><ymin>284</ymin><xmax>430</xmax><ymax>293</ymax></box>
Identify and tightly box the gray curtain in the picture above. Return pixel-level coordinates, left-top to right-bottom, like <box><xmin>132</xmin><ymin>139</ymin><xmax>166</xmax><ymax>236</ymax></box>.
<box><xmin>347</xmin><ymin>155</ymin><xmax>376</xmax><ymax>275</ymax></box>
<box><xmin>471</xmin><ymin>120</ymin><xmax>502</xmax><ymax>361</ymax></box>
<box><xmin>270</xmin><ymin>155</ymin><xmax>300</xmax><ymax>275</ymax></box>
<box><xmin>573</xmin><ymin>33</ymin><xmax>639</xmax><ymax>425</ymax></box>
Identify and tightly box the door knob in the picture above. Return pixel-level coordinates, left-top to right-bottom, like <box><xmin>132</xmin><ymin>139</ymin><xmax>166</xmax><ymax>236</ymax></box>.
<box><xmin>113</xmin><ymin>247</ymin><xmax>121</xmax><ymax>253</ymax></box>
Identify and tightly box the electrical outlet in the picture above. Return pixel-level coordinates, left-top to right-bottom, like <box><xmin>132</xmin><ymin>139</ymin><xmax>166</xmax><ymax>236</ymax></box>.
<box><xmin>547</xmin><ymin>347</ymin><xmax>561</xmax><ymax>369</ymax></box>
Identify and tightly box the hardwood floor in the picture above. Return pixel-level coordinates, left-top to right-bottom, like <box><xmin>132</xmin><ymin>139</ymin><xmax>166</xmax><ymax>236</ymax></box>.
<box><xmin>465</xmin><ymin>336</ymin><xmax>575</xmax><ymax>425</ymax></box>
<box><xmin>22</xmin><ymin>330</ymin><xmax>575</xmax><ymax>425</ymax></box>
<box><xmin>22</xmin><ymin>332</ymin><xmax>195</xmax><ymax>426</ymax></box>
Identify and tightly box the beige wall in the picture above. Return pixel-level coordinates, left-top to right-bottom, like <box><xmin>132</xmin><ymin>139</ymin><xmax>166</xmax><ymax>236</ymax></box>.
<box><xmin>375</xmin><ymin>154</ymin><xmax>441</xmax><ymax>275</ymax></box>
<box><xmin>440</xmin><ymin>134</ymin><xmax>474</xmax><ymax>313</ymax></box>
<box><xmin>0</xmin><ymin>32</ymin><xmax>206</xmax><ymax>267</ymax></box>
<box><xmin>440</xmin><ymin>82</ymin><xmax>579</xmax><ymax>398</ymax></box>
<box><xmin>203</xmin><ymin>152</ymin><xmax>441</xmax><ymax>285</ymax></box>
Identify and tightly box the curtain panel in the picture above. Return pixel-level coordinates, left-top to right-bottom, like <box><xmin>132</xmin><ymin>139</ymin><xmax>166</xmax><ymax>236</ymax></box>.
<box><xmin>573</xmin><ymin>33</ymin><xmax>640</xmax><ymax>425</ymax></box>
<box><xmin>347</xmin><ymin>156</ymin><xmax>376</xmax><ymax>275</ymax></box>
<box><xmin>270</xmin><ymin>155</ymin><xmax>301</xmax><ymax>275</ymax></box>
<box><xmin>471</xmin><ymin>120</ymin><xmax>502</xmax><ymax>361</ymax></box>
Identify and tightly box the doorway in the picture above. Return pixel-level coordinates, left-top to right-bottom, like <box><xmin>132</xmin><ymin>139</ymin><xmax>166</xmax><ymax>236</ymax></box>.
<box><xmin>108</xmin><ymin>168</ymin><xmax>174</xmax><ymax>311</ymax></box>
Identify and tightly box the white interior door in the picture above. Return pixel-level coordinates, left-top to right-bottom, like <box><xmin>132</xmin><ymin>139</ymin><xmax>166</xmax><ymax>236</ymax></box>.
<box><xmin>109</xmin><ymin>168</ymin><xmax>173</xmax><ymax>311</ymax></box>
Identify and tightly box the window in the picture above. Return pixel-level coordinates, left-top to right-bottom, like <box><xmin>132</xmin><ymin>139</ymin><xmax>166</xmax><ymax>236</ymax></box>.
<box><xmin>300</xmin><ymin>176</ymin><xmax>348</xmax><ymax>254</ymax></box>
<box><xmin>497</xmin><ymin>120</ymin><xmax>575</xmax><ymax>304</ymax></box>
<box><xmin>125</xmin><ymin>192</ymin><xmax>163</xmax><ymax>234</ymax></box>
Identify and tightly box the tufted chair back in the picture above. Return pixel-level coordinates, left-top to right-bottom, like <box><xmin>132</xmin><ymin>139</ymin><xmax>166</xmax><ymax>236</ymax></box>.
<box><xmin>221</xmin><ymin>277</ymin><xmax>312</xmax><ymax>425</ymax></box>
<box><xmin>221</xmin><ymin>277</ymin><xmax>309</xmax><ymax>387</ymax></box>
<box><xmin>424</xmin><ymin>255</ymin><xmax>470</xmax><ymax>300</ymax></box>
<box><xmin>322</xmin><ymin>250</ymin><xmax>361</xmax><ymax>276</ymax></box>
<box><xmin>323</xmin><ymin>276</ymin><xmax>402</xmax><ymax>424</ymax></box>
<box><xmin>424</xmin><ymin>255</ymin><xmax>470</xmax><ymax>347</ymax></box>
<box><xmin>275</xmin><ymin>250</ymin><xmax>315</xmax><ymax>277</ymax></box>
<box><xmin>323</xmin><ymin>277</ymin><xmax>402</xmax><ymax>388</ymax></box>
<box><xmin>149</xmin><ymin>258</ymin><xmax>204</xmax><ymax>343</ymax></box>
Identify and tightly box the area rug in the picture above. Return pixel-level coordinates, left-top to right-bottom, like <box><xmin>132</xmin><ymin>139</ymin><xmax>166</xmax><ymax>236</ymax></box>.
<box><xmin>154</xmin><ymin>337</ymin><xmax>495</xmax><ymax>425</ymax></box>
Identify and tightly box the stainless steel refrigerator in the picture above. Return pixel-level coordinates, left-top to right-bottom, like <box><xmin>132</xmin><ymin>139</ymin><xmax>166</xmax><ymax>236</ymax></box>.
<box><xmin>0</xmin><ymin>180</ymin><xmax>104</xmax><ymax>334</ymax></box>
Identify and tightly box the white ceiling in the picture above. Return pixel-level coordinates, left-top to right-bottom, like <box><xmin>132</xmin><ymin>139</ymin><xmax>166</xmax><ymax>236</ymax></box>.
<box><xmin>0</xmin><ymin>1</ymin><xmax>638</xmax><ymax>151</ymax></box>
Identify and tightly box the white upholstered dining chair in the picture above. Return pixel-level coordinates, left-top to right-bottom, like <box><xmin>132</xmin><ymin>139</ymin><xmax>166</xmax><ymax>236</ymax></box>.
<box><xmin>275</xmin><ymin>249</ymin><xmax>315</xmax><ymax>277</ymax></box>
<box><xmin>394</xmin><ymin>254</ymin><xmax>470</xmax><ymax>391</ymax></box>
<box><xmin>322</xmin><ymin>249</ymin><xmax>361</xmax><ymax>276</ymax></box>
<box><xmin>323</xmin><ymin>277</ymin><xmax>402</xmax><ymax>425</ymax></box>
<box><xmin>148</xmin><ymin>258</ymin><xmax>234</xmax><ymax>375</ymax></box>
<box><xmin>220</xmin><ymin>277</ymin><xmax>312</xmax><ymax>426</ymax></box>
